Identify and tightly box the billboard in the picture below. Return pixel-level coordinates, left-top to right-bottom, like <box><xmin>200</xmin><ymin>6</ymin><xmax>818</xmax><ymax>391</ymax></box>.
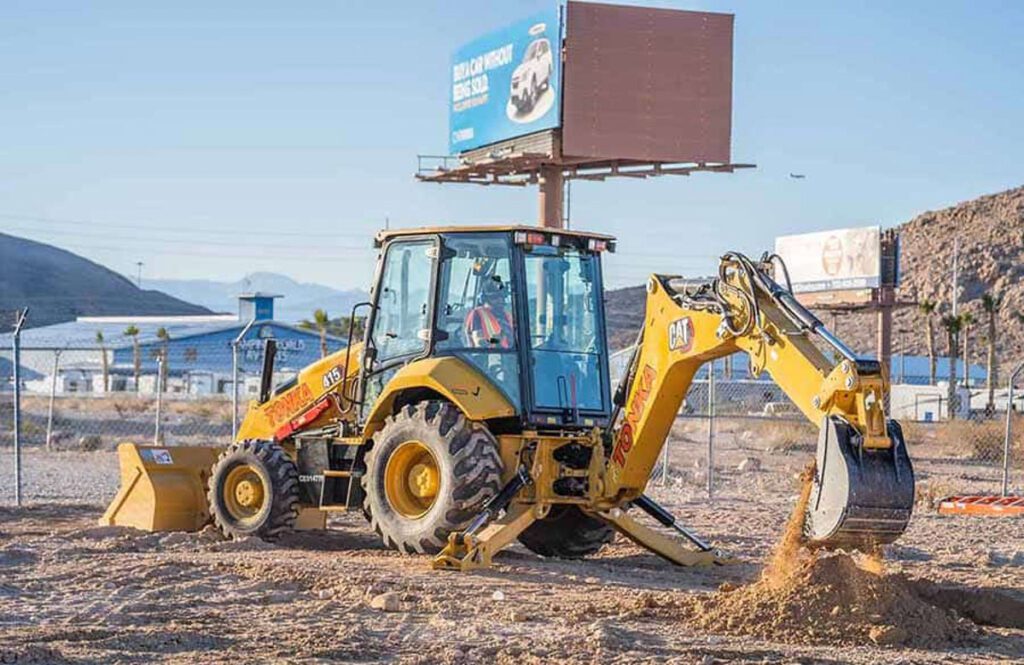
<box><xmin>449</xmin><ymin>8</ymin><xmax>562</xmax><ymax>154</ymax></box>
<box><xmin>774</xmin><ymin>226</ymin><xmax>882</xmax><ymax>293</ymax></box>
<box><xmin>562</xmin><ymin>2</ymin><xmax>733</xmax><ymax>163</ymax></box>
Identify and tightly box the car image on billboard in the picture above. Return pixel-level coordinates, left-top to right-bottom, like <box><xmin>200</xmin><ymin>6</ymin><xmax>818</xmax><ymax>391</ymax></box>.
<box><xmin>450</xmin><ymin>8</ymin><xmax>561</xmax><ymax>154</ymax></box>
<box><xmin>508</xmin><ymin>35</ymin><xmax>554</xmax><ymax>122</ymax></box>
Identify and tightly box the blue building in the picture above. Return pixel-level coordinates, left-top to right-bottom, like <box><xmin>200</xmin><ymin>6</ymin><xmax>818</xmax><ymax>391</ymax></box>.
<box><xmin>0</xmin><ymin>294</ymin><xmax>346</xmax><ymax>396</ymax></box>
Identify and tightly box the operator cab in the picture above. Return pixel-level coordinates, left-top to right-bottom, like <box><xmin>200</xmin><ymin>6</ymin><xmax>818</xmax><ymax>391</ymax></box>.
<box><xmin>361</xmin><ymin>226</ymin><xmax>616</xmax><ymax>429</ymax></box>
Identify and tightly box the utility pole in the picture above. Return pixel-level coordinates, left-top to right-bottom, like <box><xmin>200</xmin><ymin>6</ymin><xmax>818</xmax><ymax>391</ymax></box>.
<box><xmin>231</xmin><ymin>318</ymin><xmax>257</xmax><ymax>441</ymax></box>
<box><xmin>12</xmin><ymin>308</ymin><xmax>28</xmax><ymax>507</ymax></box>
<box><xmin>136</xmin><ymin>261</ymin><xmax>144</xmax><ymax>288</ymax></box>
<box><xmin>898</xmin><ymin>329</ymin><xmax>906</xmax><ymax>384</ymax></box>
<box><xmin>951</xmin><ymin>238</ymin><xmax>959</xmax><ymax>317</ymax></box>
<box><xmin>563</xmin><ymin>179</ymin><xmax>572</xmax><ymax>230</ymax></box>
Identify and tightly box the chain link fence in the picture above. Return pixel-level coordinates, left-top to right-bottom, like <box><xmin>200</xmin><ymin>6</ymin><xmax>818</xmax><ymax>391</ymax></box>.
<box><xmin>611</xmin><ymin>349</ymin><xmax>1024</xmax><ymax>502</ymax></box>
<box><xmin>0</xmin><ymin>316</ymin><xmax>334</xmax><ymax>504</ymax></box>
<box><xmin>0</xmin><ymin>341</ymin><xmax>249</xmax><ymax>451</ymax></box>
<box><xmin>2</xmin><ymin>325</ymin><xmax>1021</xmax><ymax>505</ymax></box>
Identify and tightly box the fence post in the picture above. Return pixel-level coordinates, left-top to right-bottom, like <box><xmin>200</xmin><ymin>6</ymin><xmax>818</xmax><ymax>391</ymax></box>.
<box><xmin>12</xmin><ymin>308</ymin><xmax>28</xmax><ymax>507</ymax></box>
<box><xmin>707</xmin><ymin>360</ymin><xmax>716</xmax><ymax>500</ymax></box>
<box><xmin>154</xmin><ymin>355</ymin><xmax>164</xmax><ymax>445</ymax></box>
<box><xmin>1003</xmin><ymin>361</ymin><xmax>1024</xmax><ymax>497</ymax></box>
<box><xmin>45</xmin><ymin>349</ymin><xmax>62</xmax><ymax>451</ymax></box>
<box><xmin>231</xmin><ymin>318</ymin><xmax>256</xmax><ymax>442</ymax></box>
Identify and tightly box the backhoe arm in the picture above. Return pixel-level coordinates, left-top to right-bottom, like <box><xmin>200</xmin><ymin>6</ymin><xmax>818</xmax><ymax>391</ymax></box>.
<box><xmin>607</xmin><ymin>253</ymin><xmax>914</xmax><ymax>548</ymax></box>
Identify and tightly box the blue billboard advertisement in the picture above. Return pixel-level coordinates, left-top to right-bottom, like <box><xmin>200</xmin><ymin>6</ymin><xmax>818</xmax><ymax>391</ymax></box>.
<box><xmin>449</xmin><ymin>8</ymin><xmax>562</xmax><ymax>154</ymax></box>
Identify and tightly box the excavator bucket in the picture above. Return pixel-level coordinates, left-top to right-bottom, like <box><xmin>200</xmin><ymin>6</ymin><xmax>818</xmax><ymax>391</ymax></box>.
<box><xmin>805</xmin><ymin>417</ymin><xmax>914</xmax><ymax>548</ymax></box>
<box><xmin>99</xmin><ymin>443</ymin><xmax>220</xmax><ymax>532</ymax></box>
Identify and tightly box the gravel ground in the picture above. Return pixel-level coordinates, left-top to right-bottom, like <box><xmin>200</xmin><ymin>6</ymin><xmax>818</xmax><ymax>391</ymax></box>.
<box><xmin>0</xmin><ymin>438</ymin><xmax>1022</xmax><ymax>663</ymax></box>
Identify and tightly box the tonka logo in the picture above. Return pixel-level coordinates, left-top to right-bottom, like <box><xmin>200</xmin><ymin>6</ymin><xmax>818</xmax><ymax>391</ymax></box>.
<box><xmin>668</xmin><ymin>317</ymin><xmax>694</xmax><ymax>352</ymax></box>
<box><xmin>612</xmin><ymin>365</ymin><xmax>657</xmax><ymax>467</ymax></box>
<box><xmin>265</xmin><ymin>383</ymin><xmax>315</xmax><ymax>427</ymax></box>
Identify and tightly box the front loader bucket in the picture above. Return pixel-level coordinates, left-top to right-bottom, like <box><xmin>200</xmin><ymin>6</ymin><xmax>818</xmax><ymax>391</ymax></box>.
<box><xmin>806</xmin><ymin>417</ymin><xmax>914</xmax><ymax>548</ymax></box>
<box><xmin>99</xmin><ymin>443</ymin><xmax>221</xmax><ymax>532</ymax></box>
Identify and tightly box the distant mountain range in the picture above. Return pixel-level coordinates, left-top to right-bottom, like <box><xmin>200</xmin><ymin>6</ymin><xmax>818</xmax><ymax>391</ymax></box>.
<box><xmin>146</xmin><ymin>272</ymin><xmax>368</xmax><ymax>324</ymax></box>
<box><xmin>0</xmin><ymin>233</ymin><xmax>211</xmax><ymax>331</ymax></box>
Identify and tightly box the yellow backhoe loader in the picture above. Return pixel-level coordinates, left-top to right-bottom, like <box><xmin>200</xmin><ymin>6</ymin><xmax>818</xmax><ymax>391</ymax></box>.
<box><xmin>102</xmin><ymin>226</ymin><xmax>914</xmax><ymax>570</ymax></box>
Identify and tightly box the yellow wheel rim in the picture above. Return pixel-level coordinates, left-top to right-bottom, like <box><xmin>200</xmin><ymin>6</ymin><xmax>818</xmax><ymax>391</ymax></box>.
<box><xmin>384</xmin><ymin>441</ymin><xmax>440</xmax><ymax>519</ymax></box>
<box><xmin>222</xmin><ymin>464</ymin><xmax>267</xmax><ymax>524</ymax></box>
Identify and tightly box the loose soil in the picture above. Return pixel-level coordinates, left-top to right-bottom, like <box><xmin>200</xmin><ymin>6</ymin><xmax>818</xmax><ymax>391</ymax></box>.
<box><xmin>1</xmin><ymin>441</ymin><xmax>1022</xmax><ymax>663</ymax></box>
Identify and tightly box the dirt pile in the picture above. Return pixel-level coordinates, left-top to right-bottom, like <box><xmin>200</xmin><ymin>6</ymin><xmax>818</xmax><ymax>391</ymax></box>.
<box><xmin>682</xmin><ymin>552</ymin><xmax>976</xmax><ymax>647</ymax></box>
<box><xmin>680</xmin><ymin>467</ymin><xmax>976</xmax><ymax>647</ymax></box>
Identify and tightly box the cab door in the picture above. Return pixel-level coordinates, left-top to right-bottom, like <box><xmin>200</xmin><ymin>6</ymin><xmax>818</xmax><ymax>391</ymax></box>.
<box><xmin>361</xmin><ymin>237</ymin><xmax>438</xmax><ymax>411</ymax></box>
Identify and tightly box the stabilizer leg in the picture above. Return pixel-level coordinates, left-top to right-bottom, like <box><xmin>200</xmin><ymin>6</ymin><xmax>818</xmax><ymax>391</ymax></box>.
<box><xmin>595</xmin><ymin>506</ymin><xmax>734</xmax><ymax>567</ymax></box>
<box><xmin>432</xmin><ymin>504</ymin><xmax>539</xmax><ymax>571</ymax></box>
<box><xmin>432</xmin><ymin>466</ymin><xmax>535</xmax><ymax>571</ymax></box>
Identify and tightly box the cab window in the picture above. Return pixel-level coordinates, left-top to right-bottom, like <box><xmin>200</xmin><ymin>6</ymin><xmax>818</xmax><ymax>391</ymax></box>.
<box><xmin>369</xmin><ymin>239</ymin><xmax>434</xmax><ymax>364</ymax></box>
<box><xmin>524</xmin><ymin>246</ymin><xmax>605</xmax><ymax>412</ymax></box>
<box><xmin>435</xmin><ymin>234</ymin><xmax>520</xmax><ymax>408</ymax></box>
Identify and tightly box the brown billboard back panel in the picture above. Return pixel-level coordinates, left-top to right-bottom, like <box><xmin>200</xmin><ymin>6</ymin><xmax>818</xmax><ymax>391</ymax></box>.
<box><xmin>562</xmin><ymin>2</ymin><xmax>733</xmax><ymax>164</ymax></box>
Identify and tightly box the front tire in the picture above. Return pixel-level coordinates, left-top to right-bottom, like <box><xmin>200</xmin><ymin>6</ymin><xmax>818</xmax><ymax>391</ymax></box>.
<box><xmin>518</xmin><ymin>505</ymin><xmax>615</xmax><ymax>559</ymax></box>
<box><xmin>209</xmin><ymin>439</ymin><xmax>299</xmax><ymax>541</ymax></box>
<box><xmin>363</xmin><ymin>402</ymin><xmax>502</xmax><ymax>554</ymax></box>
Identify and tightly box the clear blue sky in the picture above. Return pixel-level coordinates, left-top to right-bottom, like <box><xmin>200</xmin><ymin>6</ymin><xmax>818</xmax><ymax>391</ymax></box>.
<box><xmin>1</xmin><ymin>1</ymin><xmax>1021</xmax><ymax>290</ymax></box>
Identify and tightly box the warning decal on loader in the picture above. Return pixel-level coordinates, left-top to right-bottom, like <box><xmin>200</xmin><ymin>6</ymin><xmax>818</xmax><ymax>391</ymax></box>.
<box><xmin>145</xmin><ymin>449</ymin><xmax>174</xmax><ymax>465</ymax></box>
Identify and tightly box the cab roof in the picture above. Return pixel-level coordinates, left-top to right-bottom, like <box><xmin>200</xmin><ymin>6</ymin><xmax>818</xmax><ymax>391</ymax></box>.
<box><xmin>374</xmin><ymin>225</ymin><xmax>616</xmax><ymax>248</ymax></box>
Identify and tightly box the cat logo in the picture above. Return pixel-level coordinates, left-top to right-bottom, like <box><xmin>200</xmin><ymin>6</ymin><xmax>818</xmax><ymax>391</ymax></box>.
<box><xmin>668</xmin><ymin>317</ymin><xmax>694</xmax><ymax>353</ymax></box>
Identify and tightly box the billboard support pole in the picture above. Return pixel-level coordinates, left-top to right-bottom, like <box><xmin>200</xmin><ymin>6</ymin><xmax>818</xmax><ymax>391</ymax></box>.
<box><xmin>538</xmin><ymin>165</ymin><xmax>564</xmax><ymax>229</ymax></box>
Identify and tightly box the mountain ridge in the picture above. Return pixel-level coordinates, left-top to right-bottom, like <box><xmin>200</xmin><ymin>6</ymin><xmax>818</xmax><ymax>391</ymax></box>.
<box><xmin>146</xmin><ymin>272</ymin><xmax>368</xmax><ymax>324</ymax></box>
<box><xmin>0</xmin><ymin>233</ymin><xmax>211</xmax><ymax>330</ymax></box>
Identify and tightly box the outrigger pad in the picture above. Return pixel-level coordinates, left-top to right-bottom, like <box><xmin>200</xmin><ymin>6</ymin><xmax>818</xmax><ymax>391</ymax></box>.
<box><xmin>806</xmin><ymin>417</ymin><xmax>915</xmax><ymax>548</ymax></box>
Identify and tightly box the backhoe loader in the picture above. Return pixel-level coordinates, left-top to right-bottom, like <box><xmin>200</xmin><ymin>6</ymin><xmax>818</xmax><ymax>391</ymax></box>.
<box><xmin>102</xmin><ymin>226</ymin><xmax>914</xmax><ymax>570</ymax></box>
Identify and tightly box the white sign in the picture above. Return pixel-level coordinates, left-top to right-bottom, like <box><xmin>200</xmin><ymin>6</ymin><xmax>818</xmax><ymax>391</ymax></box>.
<box><xmin>774</xmin><ymin>226</ymin><xmax>881</xmax><ymax>293</ymax></box>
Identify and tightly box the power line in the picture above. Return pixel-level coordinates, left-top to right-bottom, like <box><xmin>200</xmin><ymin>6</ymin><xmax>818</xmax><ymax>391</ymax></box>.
<box><xmin>1</xmin><ymin>212</ymin><xmax>718</xmax><ymax>260</ymax></box>
<box><xmin>18</xmin><ymin>238</ymin><xmax>377</xmax><ymax>262</ymax></box>
<box><xmin>0</xmin><ymin>224</ymin><xmax>372</xmax><ymax>252</ymax></box>
<box><xmin>0</xmin><ymin>212</ymin><xmax>375</xmax><ymax>240</ymax></box>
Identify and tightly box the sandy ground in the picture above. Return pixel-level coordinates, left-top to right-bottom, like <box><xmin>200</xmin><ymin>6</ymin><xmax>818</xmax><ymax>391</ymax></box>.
<box><xmin>1</xmin><ymin>435</ymin><xmax>1022</xmax><ymax>664</ymax></box>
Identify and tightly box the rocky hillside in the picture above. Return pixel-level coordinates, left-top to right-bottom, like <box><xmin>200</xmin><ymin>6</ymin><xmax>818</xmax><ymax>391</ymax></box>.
<box><xmin>0</xmin><ymin>233</ymin><xmax>211</xmax><ymax>330</ymax></box>
<box><xmin>838</xmin><ymin>186</ymin><xmax>1023</xmax><ymax>377</ymax></box>
<box><xmin>605</xmin><ymin>186</ymin><xmax>1024</xmax><ymax>377</ymax></box>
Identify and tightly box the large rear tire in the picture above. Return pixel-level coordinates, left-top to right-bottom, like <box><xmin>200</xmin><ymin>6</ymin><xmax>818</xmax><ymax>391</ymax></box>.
<box><xmin>518</xmin><ymin>505</ymin><xmax>615</xmax><ymax>559</ymax></box>
<box><xmin>363</xmin><ymin>402</ymin><xmax>502</xmax><ymax>554</ymax></box>
<box><xmin>209</xmin><ymin>439</ymin><xmax>299</xmax><ymax>541</ymax></box>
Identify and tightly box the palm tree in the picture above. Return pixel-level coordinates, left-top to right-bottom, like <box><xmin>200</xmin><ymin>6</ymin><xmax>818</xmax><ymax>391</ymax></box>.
<box><xmin>941</xmin><ymin>314</ymin><xmax>963</xmax><ymax>419</ymax></box>
<box><xmin>981</xmin><ymin>293</ymin><xmax>1001</xmax><ymax>414</ymax></box>
<box><xmin>156</xmin><ymin>327</ymin><xmax>170</xmax><ymax>392</ymax></box>
<box><xmin>339</xmin><ymin>315</ymin><xmax>366</xmax><ymax>342</ymax></box>
<box><xmin>312</xmin><ymin>309</ymin><xmax>329</xmax><ymax>358</ymax></box>
<box><xmin>960</xmin><ymin>312</ymin><xmax>975</xmax><ymax>388</ymax></box>
<box><xmin>919</xmin><ymin>300</ymin><xmax>938</xmax><ymax>385</ymax></box>
<box><xmin>95</xmin><ymin>331</ymin><xmax>109</xmax><ymax>393</ymax></box>
<box><xmin>123</xmin><ymin>325</ymin><xmax>141</xmax><ymax>392</ymax></box>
